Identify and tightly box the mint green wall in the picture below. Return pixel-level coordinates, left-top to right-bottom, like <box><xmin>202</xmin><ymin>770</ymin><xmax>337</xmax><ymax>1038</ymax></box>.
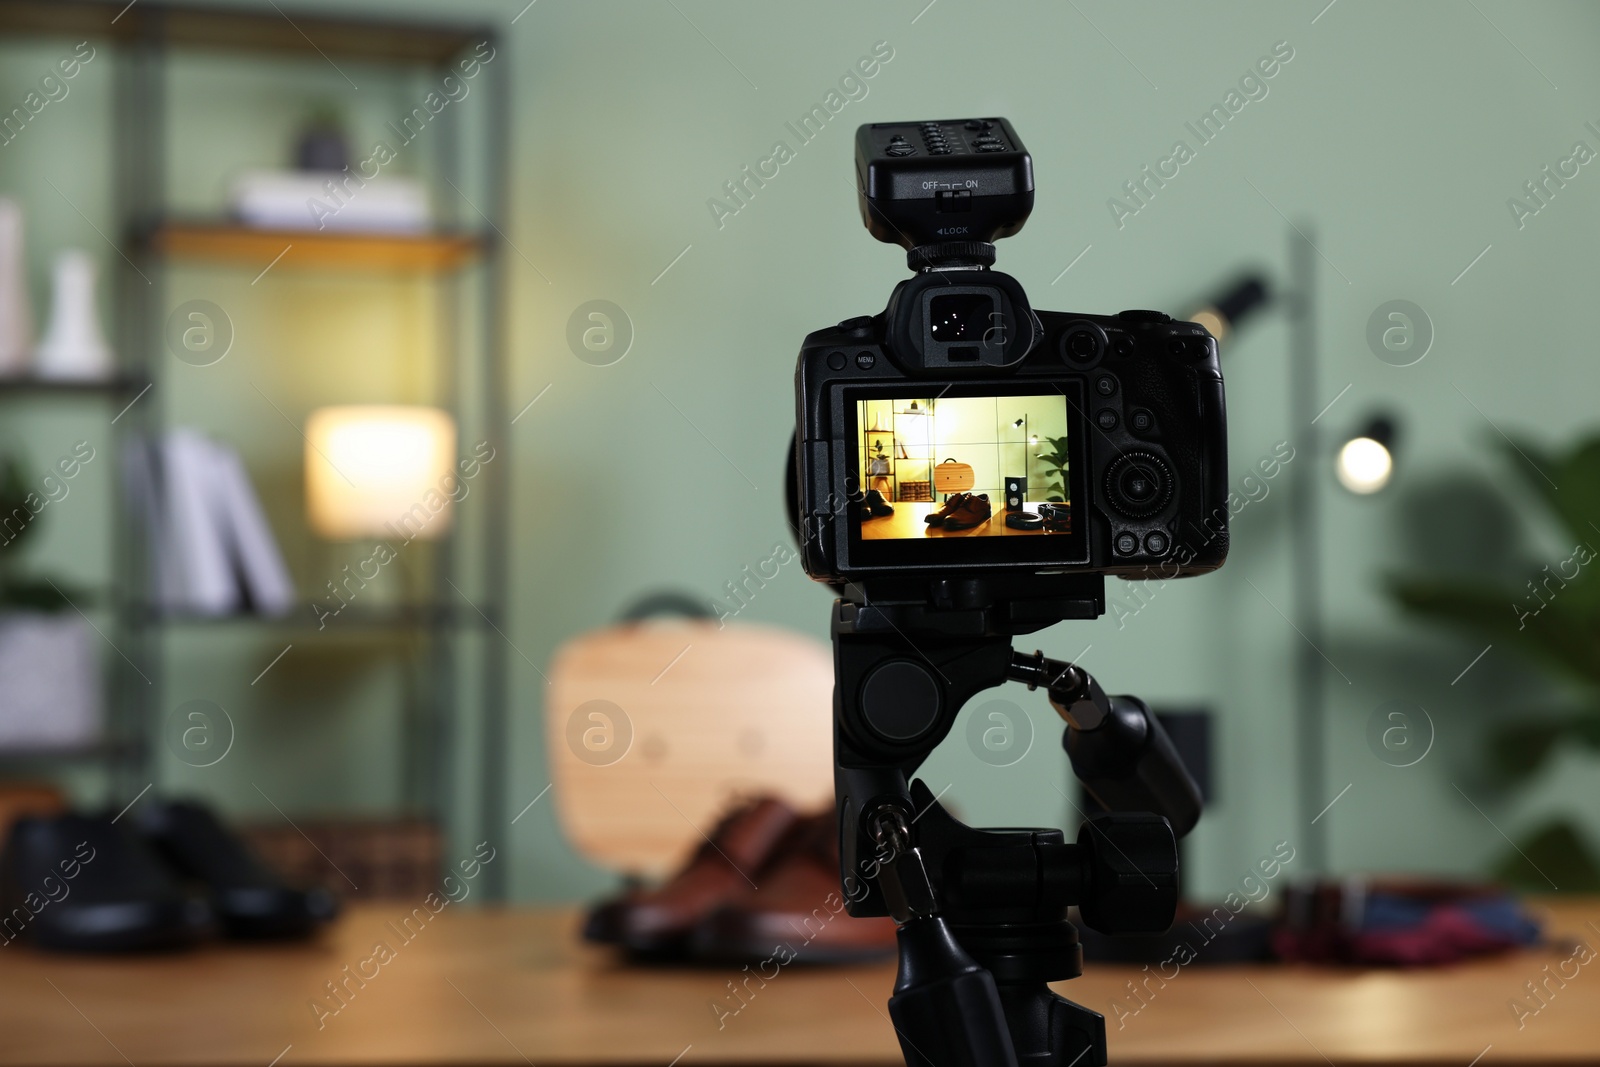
<box><xmin>4</xmin><ymin>1</ymin><xmax>1599</xmax><ymax>902</ymax></box>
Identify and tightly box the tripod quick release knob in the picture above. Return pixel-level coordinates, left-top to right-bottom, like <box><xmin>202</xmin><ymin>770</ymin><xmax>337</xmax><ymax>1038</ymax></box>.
<box><xmin>1076</xmin><ymin>812</ymin><xmax>1179</xmax><ymax>935</ymax></box>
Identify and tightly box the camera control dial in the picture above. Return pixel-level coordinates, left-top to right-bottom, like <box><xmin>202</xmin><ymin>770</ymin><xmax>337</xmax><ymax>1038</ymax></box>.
<box><xmin>1103</xmin><ymin>452</ymin><xmax>1173</xmax><ymax>519</ymax></box>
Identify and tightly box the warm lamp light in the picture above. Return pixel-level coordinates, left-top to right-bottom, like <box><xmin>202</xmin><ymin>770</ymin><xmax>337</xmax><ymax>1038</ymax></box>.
<box><xmin>306</xmin><ymin>405</ymin><xmax>457</xmax><ymax>540</ymax></box>
<box><xmin>1188</xmin><ymin>276</ymin><xmax>1269</xmax><ymax>343</ymax></box>
<box><xmin>1188</xmin><ymin>306</ymin><xmax>1228</xmax><ymax>340</ymax></box>
<box><xmin>1335</xmin><ymin>415</ymin><xmax>1399</xmax><ymax>496</ymax></box>
<box><xmin>1335</xmin><ymin>437</ymin><xmax>1392</xmax><ymax>494</ymax></box>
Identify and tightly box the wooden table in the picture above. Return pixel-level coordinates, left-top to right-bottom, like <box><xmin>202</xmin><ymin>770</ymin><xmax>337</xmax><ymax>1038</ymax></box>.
<box><xmin>5</xmin><ymin>899</ymin><xmax>1598</xmax><ymax>1067</ymax></box>
<box><xmin>860</xmin><ymin>500</ymin><xmax>1070</xmax><ymax>540</ymax></box>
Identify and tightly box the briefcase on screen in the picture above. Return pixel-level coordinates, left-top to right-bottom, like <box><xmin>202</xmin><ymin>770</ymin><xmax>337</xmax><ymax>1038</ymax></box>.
<box><xmin>934</xmin><ymin>458</ymin><xmax>975</xmax><ymax>493</ymax></box>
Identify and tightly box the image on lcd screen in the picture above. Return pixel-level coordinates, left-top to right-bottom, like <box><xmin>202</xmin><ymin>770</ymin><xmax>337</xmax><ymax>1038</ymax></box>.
<box><xmin>856</xmin><ymin>395</ymin><xmax>1072</xmax><ymax>539</ymax></box>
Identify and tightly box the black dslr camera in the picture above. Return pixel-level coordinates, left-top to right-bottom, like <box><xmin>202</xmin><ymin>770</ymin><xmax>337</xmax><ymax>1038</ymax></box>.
<box><xmin>794</xmin><ymin>118</ymin><xmax>1227</xmax><ymax>593</ymax></box>
<box><xmin>790</xmin><ymin>120</ymin><xmax>1228</xmax><ymax>1067</ymax></box>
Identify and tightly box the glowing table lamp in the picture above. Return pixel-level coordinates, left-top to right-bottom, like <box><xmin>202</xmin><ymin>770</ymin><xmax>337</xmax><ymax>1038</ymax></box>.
<box><xmin>305</xmin><ymin>405</ymin><xmax>457</xmax><ymax>540</ymax></box>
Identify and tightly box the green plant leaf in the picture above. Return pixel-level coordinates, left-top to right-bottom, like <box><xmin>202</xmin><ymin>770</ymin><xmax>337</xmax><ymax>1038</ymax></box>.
<box><xmin>1392</xmin><ymin>431</ymin><xmax>1600</xmax><ymax>826</ymax></box>
<box><xmin>0</xmin><ymin>455</ymin><xmax>35</xmax><ymax>554</ymax></box>
<box><xmin>0</xmin><ymin>577</ymin><xmax>77</xmax><ymax>612</ymax></box>
<box><xmin>1387</xmin><ymin>574</ymin><xmax>1600</xmax><ymax>688</ymax></box>
<box><xmin>1041</xmin><ymin>437</ymin><xmax>1071</xmax><ymax>462</ymax></box>
<box><xmin>1500</xmin><ymin>434</ymin><xmax>1600</xmax><ymax>550</ymax></box>
<box><xmin>1488</xmin><ymin>818</ymin><xmax>1600</xmax><ymax>893</ymax></box>
<box><xmin>1486</xmin><ymin>712</ymin><xmax>1600</xmax><ymax>782</ymax></box>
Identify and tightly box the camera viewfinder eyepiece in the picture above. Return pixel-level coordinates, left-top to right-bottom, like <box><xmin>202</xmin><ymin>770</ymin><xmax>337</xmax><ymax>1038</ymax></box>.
<box><xmin>855</xmin><ymin>118</ymin><xmax>1035</xmax><ymax>271</ymax></box>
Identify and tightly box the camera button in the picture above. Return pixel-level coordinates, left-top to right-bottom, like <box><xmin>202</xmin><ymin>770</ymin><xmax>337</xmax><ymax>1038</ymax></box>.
<box><xmin>1095</xmin><ymin>375</ymin><xmax>1117</xmax><ymax>397</ymax></box>
<box><xmin>855</xmin><ymin>352</ymin><xmax>877</xmax><ymax>369</ymax></box>
<box><xmin>1123</xmin><ymin>471</ymin><xmax>1155</xmax><ymax>501</ymax></box>
<box><xmin>1061</xmin><ymin>320</ymin><xmax>1108</xmax><ymax>365</ymax></box>
<box><xmin>827</xmin><ymin>351</ymin><xmax>848</xmax><ymax>370</ymax></box>
<box><xmin>1144</xmin><ymin>530</ymin><xmax>1170</xmax><ymax>556</ymax></box>
<box><xmin>1114</xmin><ymin>531</ymin><xmax>1140</xmax><ymax>556</ymax></box>
<box><xmin>1130</xmin><ymin>409</ymin><xmax>1155</xmax><ymax>434</ymax></box>
<box><xmin>1096</xmin><ymin>409</ymin><xmax>1118</xmax><ymax>432</ymax></box>
<box><xmin>1118</xmin><ymin>309</ymin><xmax>1172</xmax><ymax>323</ymax></box>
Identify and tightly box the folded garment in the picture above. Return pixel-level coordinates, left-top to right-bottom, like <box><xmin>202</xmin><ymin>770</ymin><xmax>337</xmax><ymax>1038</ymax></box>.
<box><xmin>1274</xmin><ymin>879</ymin><xmax>1542</xmax><ymax>966</ymax></box>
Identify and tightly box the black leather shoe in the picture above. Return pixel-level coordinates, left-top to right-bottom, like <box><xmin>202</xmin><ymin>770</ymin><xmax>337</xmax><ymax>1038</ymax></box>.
<box><xmin>582</xmin><ymin>888</ymin><xmax>639</xmax><ymax>944</ymax></box>
<box><xmin>0</xmin><ymin>813</ymin><xmax>210</xmax><ymax>952</ymax></box>
<box><xmin>863</xmin><ymin>489</ymin><xmax>895</xmax><ymax>517</ymax></box>
<box><xmin>136</xmin><ymin>799</ymin><xmax>338</xmax><ymax>940</ymax></box>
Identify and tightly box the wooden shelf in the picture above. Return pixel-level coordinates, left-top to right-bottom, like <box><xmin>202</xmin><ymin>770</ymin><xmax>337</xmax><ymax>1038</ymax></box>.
<box><xmin>0</xmin><ymin>1</ymin><xmax>489</xmax><ymax>66</ymax></box>
<box><xmin>0</xmin><ymin>742</ymin><xmax>132</xmax><ymax>766</ymax></box>
<box><xmin>0</xmin><ymin>376</ymin><xmax>148</xmax><ymax>395</ymax></box>
<box><xmin>133</xmin><ymin>603</ymin><xmax>494</xmax><ymax>630</ymax></box>
<box><xmin>147</xmin><ymin>223</ymin><xmax>483</xmax><ymax>273</ymax></box>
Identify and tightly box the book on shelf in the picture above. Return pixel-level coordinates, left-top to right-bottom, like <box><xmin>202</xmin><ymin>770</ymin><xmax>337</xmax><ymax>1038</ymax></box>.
<box><xmin>125</xmin><ymin>430</ymin><xmax>295</xmax><ymax>617</ymax></box>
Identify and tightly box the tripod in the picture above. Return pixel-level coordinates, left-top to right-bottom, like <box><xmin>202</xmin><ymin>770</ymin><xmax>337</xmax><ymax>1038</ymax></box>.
<box><xmin>832</xmin><ymin>573</ymin><xmax>1201</xmax><ymax>1067</ymax></box>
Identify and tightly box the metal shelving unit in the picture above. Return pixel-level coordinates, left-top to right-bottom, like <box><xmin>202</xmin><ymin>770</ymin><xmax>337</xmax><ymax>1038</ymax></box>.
<box><xmin>0</xmin><ymin>0</ymin><xmax>512</xmax><ymax>898</ymax></box>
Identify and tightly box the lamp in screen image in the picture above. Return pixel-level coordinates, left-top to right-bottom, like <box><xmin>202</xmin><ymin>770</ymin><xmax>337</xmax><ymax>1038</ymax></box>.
<box><xmin>305</xmin><ymin>405</ymin><xmax>458</xmax><ymax>541</ymax></box>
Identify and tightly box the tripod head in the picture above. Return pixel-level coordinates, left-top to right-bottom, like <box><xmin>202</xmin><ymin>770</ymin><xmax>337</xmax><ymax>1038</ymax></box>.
<box><xmin>831</xmin><ymin>579</ymin><xmax>1202</xmax><ymax>1067</ymax></box>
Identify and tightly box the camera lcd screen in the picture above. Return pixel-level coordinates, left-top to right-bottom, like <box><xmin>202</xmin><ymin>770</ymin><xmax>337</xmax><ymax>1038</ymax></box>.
<box><xmin>854</xmin><ymin>393</ymin><xmax>1076</xmax><ymax>541</ymax></box>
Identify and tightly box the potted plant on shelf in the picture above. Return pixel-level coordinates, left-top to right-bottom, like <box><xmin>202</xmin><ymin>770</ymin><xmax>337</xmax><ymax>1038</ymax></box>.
<box><xmin>1387</xmin><ymin>433</ymin><xmax>1600</xmax><ymax>892</ymax></box>
<box><xmin>1036</xmin><ymin>436</ymin><xmax>1072</xmax><ymax>503</ymax></box>
<box><xmin>0</xmin><ymin>450</ymin><xmax>101</xmax><ymax>751</ymax></box>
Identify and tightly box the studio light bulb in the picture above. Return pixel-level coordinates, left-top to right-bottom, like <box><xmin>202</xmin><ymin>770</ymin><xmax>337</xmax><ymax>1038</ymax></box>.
<box><xmin>1336</xmin><ymin>436</ymin><xmax>1393</xmax><ymax>494</ymax></box>
<box><xmin>1189</xmin><ymin>306</ymin><xmax>1228</xmax><ymax>342</ymax></box>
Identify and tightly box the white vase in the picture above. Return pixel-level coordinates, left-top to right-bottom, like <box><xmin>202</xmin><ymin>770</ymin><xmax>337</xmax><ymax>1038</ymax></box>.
<box><xmin>0</xmin><ymin>198</ymin><xmax>30</xmax><ymax>376</ymax></box>
<box><xmin>34</xmin><ymin>249</ymin><xmax>113</xmax><ymax>381</ymax></box>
